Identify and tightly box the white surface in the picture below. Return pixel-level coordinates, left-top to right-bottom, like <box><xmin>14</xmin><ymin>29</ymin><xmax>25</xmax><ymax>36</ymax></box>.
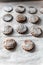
<box><xmin>0</xmin><ymin>1</ymin><xmax>43</xmax><ymax>65</ymax></box>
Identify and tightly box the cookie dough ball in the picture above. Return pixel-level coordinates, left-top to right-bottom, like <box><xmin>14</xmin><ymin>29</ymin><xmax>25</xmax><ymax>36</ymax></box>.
<box><xmin>16</xmin><ymin>14</ymin><xmax>27</xmax><ymax>23</ymax></box>
<box><xmin>3</xmin><ymin>5</ymin><xmax>13</xmax><ymax>12</ymax></box>
<box><xmin>30</xmin><ymin>26</ymin><xmax>42</xmax><ymax>37</ymax></box>
<box><xmin>17</xmin><ymin>24</ymin><xmax>27</xmax><ymax>34</ymax></box>
<box><xmin>4</xmin><ymin>38</ymin><xmax>17</xmax><ymax>50</ymax></box>
<box><xmin>22</xmin><ymin>40</ymin><xmax>34</xmax><ymax>51</ymax></box>
<box><xmin>3</xmin><ymin>25</ymin><xmax>13</xmax><ymax>35</ymax></box>
<box><xmin>29</xmin><ymin>15</ymin><xmax>39</xmax><ymax>24</ymax></box>
<box><xmin>15</xmin><ymin>5</ymin><xmax>25</xmax><ymax>13</ymax></box>
<box><xmin>28</xmin><ymin>6</ymin><xmax>37</xmax><ymax>14</ymax></box>
<box><xmin>40</xmin><ymin>7</ymin><xmax>43</xmax><ymax>14</ymax></box>
<box><xmin>3</xmin><ymin>14</ymin><xmax>13</xmax><ymax>22</ymax></box>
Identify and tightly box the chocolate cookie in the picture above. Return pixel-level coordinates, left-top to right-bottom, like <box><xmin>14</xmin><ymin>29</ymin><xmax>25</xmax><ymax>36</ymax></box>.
<box><xmin>28</xmin><ymin>6</ymin><xmax>37</xmax><ymax>14</ymax></box>
<box><xmin>15</xmin><ymin>5</ymin><xmax>25</xmax><ymax>13</ymax></box>
<box><xmin>30</xmin><ymin>26</ymin><xmax>42</xmax><ymax>37</ymax></box>
<box><xmin>17</xmin><ymin>24</ymin><xmax>27</xmax><ymax>34</ymax></box>
<box><xmin>29</xmin><ymin>15</ymin><xmax>39</xmax><ymax>24</ymax></box>
<box><xmin>3</xmin><ymin>25</ymin><xmax>13</xmax><ymax>35</ymax></box>
<box><xmin>3</xmin><ymin>5</ymin><xmax>13</xmax><ymax>12</ymax></box>
<box><xmin>16</xmin><ymin>14</ymin><xmax>27</xmax><ymax>23</ymax></box>
<box><xmin>3</xmin><ymin>14</ymin><xmax>13</xmax><ymax>22</ymax></box>
<box><xmin>4</xmin><ymin>38</ymin><xmax>17</xmax><ymax>50</ymax></box>
<box><xmin>22</xmin><ymin>40</ymin><xmax>34</xmax><ymax>51</ymax></box>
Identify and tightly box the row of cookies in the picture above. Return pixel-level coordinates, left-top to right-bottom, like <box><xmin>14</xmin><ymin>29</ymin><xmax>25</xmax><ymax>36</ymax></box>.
<box><xmin>3</xmin><ymin>24</ymin><xmax>42</xmax><ymax>37</ymax></box>
<box><xmin>4</xmin><ymin>38</ymin><xmax>35</xmax><ymax>51</ymax></box>
<box><xmin>15</xmin><ymin>5</ymin><xmax>43</xmax><ymax>14</ymax></box>
<box><xmin>3</xmin><ymin>14</ymin><xmax>39</xmax><ymax>24</ymax></box>
<box><xmin>3</xmin><ymin>5</ymin><xmax>43</xmax><ymax>14</ymax></box>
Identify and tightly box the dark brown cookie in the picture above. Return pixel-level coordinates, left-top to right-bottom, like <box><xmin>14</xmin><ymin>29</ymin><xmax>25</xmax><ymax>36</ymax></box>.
<box><xmin>16</xmin><ymin>14</ymin><xmax>27</xmax><ymax>23</ymax></box>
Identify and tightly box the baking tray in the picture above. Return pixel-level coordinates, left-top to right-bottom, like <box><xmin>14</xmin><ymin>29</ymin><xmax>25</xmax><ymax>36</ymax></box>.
<box><xmin>0</xmin><ymin>1</ymin><xmax>43</xmax><ymax>65</ymax></box>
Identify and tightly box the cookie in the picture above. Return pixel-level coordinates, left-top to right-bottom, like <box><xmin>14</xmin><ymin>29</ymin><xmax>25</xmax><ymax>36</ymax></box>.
<box><xmin>16</xmin><ymin>14</ymin><xmax>27</xmax><ymax>23</ymax></box>
<box><xmin>22</xmin><ymin>40</ymin><xmax>34</xmax><ymax>51</ymax></box>
<box><xmin>40</xmin><ymin>7</ymin><xmax>43</xmax><ymax>14</ymax></box>
<box><xmin>3</xmin><ymin>5</ymin><xmax>13</xmax><ymax>12</ymax></box>
<box><xmin>29</xmin><ymin>15</ymin><xmax>39</xmax><ymax>24</ymax></box>
<box><xmin>4</xmin><ymin>38</ymin><xmax>17</xmax><ymax>50</ymax></box>
<box><xmin>3</xmin><ymin>25</ymin><xmax>13</xmax><ymax>35</ymax></box>
<box><xmin>30</xmin><ymin>26</ymin><xmax>42</xmax><ymax>37</ymax></box>
<box><xmin>15</xmin><ymin>5</ymin><xmax>25</xmax><ymax>13</ymax></box>
<box><xmin>28</xmin><ymin>6</ymin><xmax>37</xmax><ymax>14</ymax></box>
<box><xmin>3</xmin><ymin>14</ymin><xmax>13</xmax><ymax>22</ymax></box>
<box><xmin>17</xmin><ymin>24</ymin><xmax>27</xmax><ymax>34</ymax></box>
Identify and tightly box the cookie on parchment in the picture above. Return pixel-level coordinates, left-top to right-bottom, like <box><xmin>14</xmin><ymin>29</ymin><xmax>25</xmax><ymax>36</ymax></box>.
<box><xmin>3</xmin><ymin>14</ymin><xmax>13</xmax><ymax>22</ymax></box>
<box><xmin>4</xmin><ymin>38</ymin><xmax>17</xmax><ymax>50</ymax></box>
<box><xmin>22</xmin><ymin>40</ymin><xmax>34</xmax><ymax>51</ymax></box>
<box><xmin>29</xmin><ymin>15</ymin><xmax>39</xmax><ymax>24</ymax></box>
<box><xmin>15</xmin><ymin>5</ymin><xmax>25</xmax><ymax>13</ymax></box>
<box><xmin>3</xmin><ymin>25</ymin><xmax>13</xmax><ymax>35</ymax></box>
<box><xmin>28</xmin><ymin>6</ymin><xmax>37</xmax><ymax>14</ymax></box>
<box><xmin>16</xmin><ymin>14</ymin><xmax>27</xmax><ymax>23</ymax></box>
<box><xmin>40</xmin><ymin>7</ymin><xmax>43</xmax><ymax>14</ymax></box>
<box><xmin>17</xmin><ymin>24</ymin><xmax>27</xmax><ymax>34</ymax></box>
<box><xmin>30</xmin><ymin>26</ymin><xmax>42</xmax><ymax>37</ymax></box>
<box><xmin>3</xmin><ymin>5</ymin><xmax>13</xmax><ymax>12</ymax></box>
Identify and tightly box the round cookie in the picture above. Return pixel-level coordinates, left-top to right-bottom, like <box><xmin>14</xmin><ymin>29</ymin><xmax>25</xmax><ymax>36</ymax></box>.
<box><xmin>15</xmin><ymin>5</ymin><xmax>25</xmax><ymax>13</ymax></box>
<box><xmin>22</xmin><ymin>40</ymin><xmax>34</xmax><ymax>51</ymax></box>
<box><xmin>29</xmin><ymin>15</ymin><xmax>39</xmax><ymax>24</ymax></box>
<box><xmin>3</xmin><ymin>14</ymin><xmax>13</xmax><ymax>22</ymax></box>
<box><xmin>16</xmin><ymin>14</ymin><xmax>27</xmax><ymax>23</ymax></box>
<box><xmin>4</xmin><ymin>38</ymin><xmax>17</xmax><ymax>50</ymax></box>
<box><xmin>28</xmin><ymin>6</ymin><xmax>37</xmax><ymax>14</ymax></box>
<box><xmin>40</xmin><ymin>7</ymin><xmax>43</xmax><ymax>14</ymax></box>
<box><xmin>17</xmin><ymin>24</ymin><xmax>27</xmax><ymax>34</ymax></box>
<box><xmin>3</xmin><ymin>5</ymin><xmax>13</xmax><ymax>12</ymax></box>
<box><xmin>30</xmin><ymin>26</ymin><xmax>42</xmax><ymax>37</ymax></box>
<box><xmin>3</xmin><ymin>25</ymin><xmax>13</xmax><ymax>35</ymax></box>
